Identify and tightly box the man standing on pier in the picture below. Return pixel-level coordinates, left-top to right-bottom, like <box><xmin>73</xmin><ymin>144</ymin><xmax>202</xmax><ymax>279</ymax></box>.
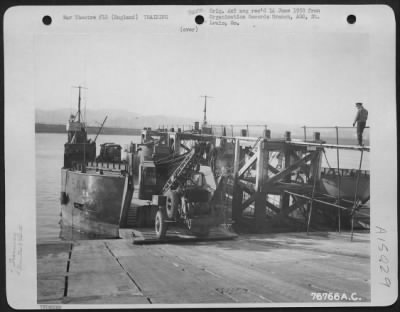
<box><xmin>353</xmin><ymin>102</ymin><xmax>368</xmax><ymax>146</ymax></box>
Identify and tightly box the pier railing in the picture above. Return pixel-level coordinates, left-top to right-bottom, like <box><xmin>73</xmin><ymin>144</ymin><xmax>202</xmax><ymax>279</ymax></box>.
<box><xmin>157</xmin><ymin>124</ymin><xmax>268</xmax><ymax>137</ymax></box>
<box><xmin>302</xmin><ymin>126</ymin><xmax>370</xmax><ymax>145</ymax></box>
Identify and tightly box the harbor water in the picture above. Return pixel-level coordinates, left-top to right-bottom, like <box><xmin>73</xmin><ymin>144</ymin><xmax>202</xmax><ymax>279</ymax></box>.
<box><xmin>36</xmin><ymin>133</ymin><xmax>369</xmax><ymax>242</ymax></box>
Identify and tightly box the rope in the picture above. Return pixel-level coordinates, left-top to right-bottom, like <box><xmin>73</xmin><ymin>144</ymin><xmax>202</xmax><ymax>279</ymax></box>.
<box><xmin>322</xmin><ymin>149</ymin><xmax>332</xmax><ymax>169</ymax></box>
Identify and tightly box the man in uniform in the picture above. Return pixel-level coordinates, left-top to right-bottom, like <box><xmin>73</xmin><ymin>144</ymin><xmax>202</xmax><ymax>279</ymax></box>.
<box><xmin>353</xmin><ymin>102</ymin><xmax>368</xmax><ymax>146</ymax></box>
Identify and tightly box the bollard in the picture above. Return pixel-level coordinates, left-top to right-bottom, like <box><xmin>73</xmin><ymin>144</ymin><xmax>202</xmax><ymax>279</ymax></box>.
<box><xmin>264</xmin><ymin>129</ymin><xmax>271</xmax><ymax>139</ymax></box>
<box><xmin>284</xmin><ymin>131</ymin><xmax>291</xmax><ymax>141</ymax></box>
<box><xmin>313</xmin><ymin>132</ymin><xmax>321</xmax><ymax>141</ymax></box>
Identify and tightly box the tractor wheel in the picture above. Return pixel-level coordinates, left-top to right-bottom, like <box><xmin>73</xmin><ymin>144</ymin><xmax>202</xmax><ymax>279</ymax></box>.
<box><xmin>165</xmin><ymin>190</ymin><xmax>179</xmax><ymax>219</ymax></box>
<box><xmin>155</xmin><ymin>210</ymin><xmax>167</xmax><ymax>239</ymax></box>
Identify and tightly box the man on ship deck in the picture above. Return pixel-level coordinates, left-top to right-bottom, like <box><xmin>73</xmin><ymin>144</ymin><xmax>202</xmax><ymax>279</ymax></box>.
<box><xmin>353</xmin><ymin>102</ymin><xmax>368</xmax><ymax>146</ymax></box>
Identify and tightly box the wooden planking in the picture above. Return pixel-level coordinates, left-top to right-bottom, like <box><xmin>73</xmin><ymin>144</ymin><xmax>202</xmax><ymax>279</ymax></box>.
<box><xmin>146</xmin><ymin>232</ymin><xmax>370</xmax><ymax>302</ymax></box>
<box><xmin>156</xmin><ymin>241</ymin><xmax>313</xmax><ymax>302</ymax></box>
<box><xmin>37</xmin><ymin>276</ymin><xmax>66</xmax><ymax>302</ymax></box>
<box><xmin>143</xmin><ymin>245</ymin><xmax>269</xmax><ymax>303</ymax></box>
<box><xmin>37</xmin><ymin>242</ymin><xmax>72</xmax><ymax>302</ymax></box>
<box><xmin>67</xmin><ymin>271</ymin><xmax>144</xmax><ymax>299</ymax></box>
<box><xmin>66</xmin><ymin>240</ymin><xmax>145</xmax><ymax>302</ymax></box>
<box><xmin>37</xmin><ymin>231</ymin><xmax>370</xmax><ymax>304</ymax></box>
<box><xmin>117</xmin><ymin>245</ymin><xmax>234</xmax><ymax>303</ymax></box>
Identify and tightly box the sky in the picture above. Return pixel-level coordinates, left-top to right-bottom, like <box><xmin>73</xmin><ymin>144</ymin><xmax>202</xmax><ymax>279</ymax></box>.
<box><xmin>33</xmin><ymin>9</ymin><xmax>370</xmax><ymax>128</ymax></box>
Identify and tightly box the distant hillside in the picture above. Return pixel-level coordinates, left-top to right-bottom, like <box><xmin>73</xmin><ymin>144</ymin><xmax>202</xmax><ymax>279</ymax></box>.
<box><xmin>35</xmin><ymin>123</ymin><xmax>142</xmax><ymax>136</ymax></box>
<box><xmin>35</xmin><ymin>108</ymin><xmax>196</xmax><ymax>129</ymax></box>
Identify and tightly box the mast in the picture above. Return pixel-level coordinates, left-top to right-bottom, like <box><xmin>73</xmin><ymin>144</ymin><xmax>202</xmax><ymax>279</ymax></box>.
<box><xmin>200</xmin><ymin>95</ymin><xmax>213</xmax><ymax>126</ymax></box>
<box><xmin>73</xmin><ymin>85</ymin><xmax>87</xmax><ymax>123</ymax></box>
<box><xmin>78</xmin><ymin>86</ymin><xmax>81</xmax><ymax>122</ymax></box>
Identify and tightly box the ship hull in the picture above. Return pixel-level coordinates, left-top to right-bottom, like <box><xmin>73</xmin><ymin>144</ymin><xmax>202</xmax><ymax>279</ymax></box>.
<box><xmin>60</xmin><ymin>169</ymin><xmax>127</xmax><ymax>238</ymax></box>
<box><xmin>319</xmin><ymin>168</ymin><xmax>370</xmax><ymax>203</ymax></box>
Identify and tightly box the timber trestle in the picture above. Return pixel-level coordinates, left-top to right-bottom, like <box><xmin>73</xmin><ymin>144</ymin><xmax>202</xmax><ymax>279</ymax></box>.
<box><xmin>230</xmin><ymin>129</ymin><xmax>370</xmax><ymax>237</ymax></box>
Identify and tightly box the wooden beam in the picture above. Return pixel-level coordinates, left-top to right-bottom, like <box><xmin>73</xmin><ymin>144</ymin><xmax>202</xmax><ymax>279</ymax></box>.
<box><xmin>232</xmin><ymin>138</ymin><xmax>242</xmax><ymax>222</ymax></box>
<box><xmin>285</xmin><ymin>191</ymin><xmax>355</xmax><ymax>212</ymax></box>
<box><xmin>268</xmin><ymin>164</ymin><xmax>280</xmax><ymax>174</ymax></box>
<box><xmin>265</xmin><ymin>200</ymin><xmax>280</xmax><ymax>214</ymax></box>
<box><xmin>282</xmin><ymin>198</ymin><xmax>308</xmax><ymax>215</ymax></box>
<box><xmin>269</xmin><ymin>182</ymin><xmax>313</xmax><ymax>193</ymax></box>
<box><xmin>255</xmin><ymin>141</ymin><xmax>268</xmax><ymax>192</ymax></box>
<box><xmin>180</xmin><ymin>144</ymin><xmax>190</xmax><ymax>152</ymax></box>
<box><xmin>310</xmin><ymin>150</ymin><xmax>322</xmax><ymax>182</ymax></box>
<box><xmin>288</xmin><ymin>141</ymin><xmax>370</xmax><ymax>152</ymax></box>
<box><xmin>238</xmin><ymin>153</ymin><xmax>257</xmax><ymax>177</ymax></box>
<box><xmin>255</xmin><ymin>140</ymin><xmax>268</xmax><ymax>231</ymax></box>
<box><xmin>240</xmin><ymin>176</ymin><xmax>256</xmax><ymax>183</ymax></box>
<box><xmin>237</xmin><ymin>180</ymin><xmax>255</xmax><ymax>194</ymax></box>
<box><xmin>263</xmin><ymin>141</ymin><xmax>288</xmax><ymax>151</ymax></box>
<box><xmin>233</xmin><ymin>138</ymin><xmax>240</xmax><ymax>178</ymax></box>
<box><xmin>280</xmin><ymin>145</ymin><xmax>291</xmax><ymax>213</ymax></box>
<box><xmin>241</xmin><ymin>193</ymin><xmax>256</xmax><ymax>210</ymax></box>
<box><xmin>264</xmin><ymin>152</ymin><xmax>316</xmax><ymax>188</ymax></box>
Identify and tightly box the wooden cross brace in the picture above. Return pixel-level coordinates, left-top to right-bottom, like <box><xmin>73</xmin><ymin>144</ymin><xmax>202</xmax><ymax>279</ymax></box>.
<box><xmin>238</xmin><ymin>151</ymin><xmax>318</xmax><ymax>211</ymax></box>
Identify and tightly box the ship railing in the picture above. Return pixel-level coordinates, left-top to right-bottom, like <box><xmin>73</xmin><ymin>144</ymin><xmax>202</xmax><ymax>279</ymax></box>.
<box><xmin>321</xmin><ymin>167</ymin><xmax>370</xmax><ymax>176</ymax></box>
<box><xmin>86</xmin><ymin>160</ymin><xmax>129</xmax><ymax>173</ymax></box>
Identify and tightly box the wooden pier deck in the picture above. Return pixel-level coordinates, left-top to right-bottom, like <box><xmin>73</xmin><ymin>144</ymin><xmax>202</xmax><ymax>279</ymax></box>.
<box><xmin>37</xmin><ymin>230</ymin><xmax>370</xmax><ymax>305</ymax></box>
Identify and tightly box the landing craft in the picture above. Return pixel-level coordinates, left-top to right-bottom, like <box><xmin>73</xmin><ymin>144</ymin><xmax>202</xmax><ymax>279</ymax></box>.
<box><xmin>60</xmin><ymin>87</ymin><xmax>134</xmax><ymax>238</ymax></box>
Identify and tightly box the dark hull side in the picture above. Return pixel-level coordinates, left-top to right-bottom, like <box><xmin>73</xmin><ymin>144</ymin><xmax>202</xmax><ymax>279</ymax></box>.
<box><xmin>60</xmin><ymin>169</ymin><xmax>127</xmax><ymax>238</ymax></box>
<box><xmin>319</xmin><ymin>168</ymin><xmax>370</xmax><ymax>203</ymax></box>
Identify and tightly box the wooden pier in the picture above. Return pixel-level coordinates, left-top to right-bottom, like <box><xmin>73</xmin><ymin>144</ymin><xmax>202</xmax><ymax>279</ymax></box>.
<box><xmin>226</xmin><ymin>130</ymin><xmax>370</xmax><ymax>235</ymax></box>
<box><xmin>37</xmin><ymin>230</ymin><xmax>370</xmax><ymax>305</ymax></box>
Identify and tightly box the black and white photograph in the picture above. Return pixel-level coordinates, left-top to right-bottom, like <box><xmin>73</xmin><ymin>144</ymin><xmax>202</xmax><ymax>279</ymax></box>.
<box><xmin>4</xmin><ymin>4</ymin><xmax>397</xmax><ymax>308</ymax></box>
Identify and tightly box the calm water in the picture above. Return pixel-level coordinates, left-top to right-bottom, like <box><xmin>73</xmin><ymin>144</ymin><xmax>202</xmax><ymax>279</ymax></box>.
<box><xmin>36</xmin><ymin>133</ymin><xmax>369</xmax><ymax>242</ymax></box>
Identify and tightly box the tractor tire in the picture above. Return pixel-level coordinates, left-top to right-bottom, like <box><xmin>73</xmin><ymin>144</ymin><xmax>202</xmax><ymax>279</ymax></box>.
<box><xmin>155</xmin><ymin>210</ymin><xmax>167</xmax><ymax>239</ymax></box>
<box><xmin>165</xmin><ymin>190</ymin><xmax>179</xmax><ymax>219</ymax></box>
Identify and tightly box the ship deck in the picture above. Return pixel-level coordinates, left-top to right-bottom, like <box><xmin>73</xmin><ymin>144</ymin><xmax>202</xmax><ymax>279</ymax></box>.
<box><xmin>37</xmin><ymin>230</ymin><xmax>370</xmax><ymax>305</ymax></box>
